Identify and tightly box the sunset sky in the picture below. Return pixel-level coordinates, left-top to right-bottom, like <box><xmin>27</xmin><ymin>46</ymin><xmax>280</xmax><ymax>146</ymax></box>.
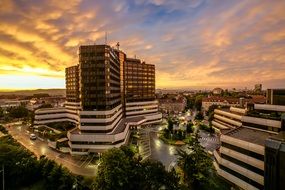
<box><xmin>0</xmin><ymin>0</ymin><xmax>285</xmax><ymax>90</ymax></box>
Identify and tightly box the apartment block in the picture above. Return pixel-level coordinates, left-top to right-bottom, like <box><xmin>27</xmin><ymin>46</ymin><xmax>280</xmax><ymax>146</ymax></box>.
<box><xmin>34</xmin><ymin>44</ymin><xmax>162</xmax><ymax>155</ymax></box>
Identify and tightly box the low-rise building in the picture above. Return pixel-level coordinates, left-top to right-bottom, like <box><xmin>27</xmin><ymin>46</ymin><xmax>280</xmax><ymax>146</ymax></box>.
<box><xmin>0</xmin><ymin>99</ymin><xmax>29</xmax><ymax>109</ymax></box>
<box><xmin>158</xmin><ymin>95</ymin><xmax>187</xmax><ymax>114</ymax></box>
<box><xmin>212</xmin><ymin>87</ymin><xmax>223</xmax><ymax>95</ymax></box>
<box><xmin>202</xmin><ymin>96</ymin><xmax>266</xmax><ymax>111</ymax></box>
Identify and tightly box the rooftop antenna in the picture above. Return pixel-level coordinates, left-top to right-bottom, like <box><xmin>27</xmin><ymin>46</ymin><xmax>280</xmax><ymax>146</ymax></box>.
<box><xmin>116</xmin><ymin>42</ymin><xmax>120</xmax><ymax>50</ymax></box>
<box><xmin>105</xmin><ymin>31</ymin><xmax>108</xmax><ymax>45</ymax></box>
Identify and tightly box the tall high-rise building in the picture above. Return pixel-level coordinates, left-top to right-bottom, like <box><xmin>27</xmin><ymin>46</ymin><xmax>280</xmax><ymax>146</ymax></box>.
<box><xmin>34</xmin><ymin>44</ymin><xmax>162</xmax><ymax>155</ymax></box>
<box><xmin>125</xmin><ymin>58</ymin><xmax>155</xmax><ymax>102</ymax></box>
<box><xmin>79</xmin><ymin>45</ymin><xmax>121</xmax><ymax>111</ymax></box>
<box><xmin>65</xmin><ymin>65</ymin><xmax>79</xmax><ymax>102</ymax></box>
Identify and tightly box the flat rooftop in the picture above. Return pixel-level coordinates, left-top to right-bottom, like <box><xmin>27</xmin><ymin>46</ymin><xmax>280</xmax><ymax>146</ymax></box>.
<box><xmin>216</xmin><ymin>107</ymin><xmax>245</xmax><ymax>116</ymax></box>
<box><xmin>126</xmin><ymin>116</ymin><xmax>146</xmax><ymax>123</ymax></box>
<box><xmin>110</xmin><ymin>116</ymin><xmax>146</xmax><ymax>134</ymax></box>
<box><xmin>71</xmin><ymin>115</ymin><xmax>147</xmax><ymax>135</ymax></box>
<box><xmin>224</xmin><ymin>127</ymin><xmax>276</xmax><ymax>146</ymax></box>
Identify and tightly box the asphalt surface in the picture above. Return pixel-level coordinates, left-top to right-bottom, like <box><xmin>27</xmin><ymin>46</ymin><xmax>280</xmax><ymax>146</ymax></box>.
<box><xmin>2</xmin><ymin>111</ymin><xmax>220</xmax><ymax>176</ymax></box>
<box><xmin>3</xmin><ymin>122</ymin><xmax>97</xmax><ymax>176</ymax></box>
<box><xmin>146</xmin><ymin>110</ymin><xmax>220</xmax><ymax>171</ymax></box>
<box><xmin>149</xmin><ymin>130</ymin><xmax>177</xmax><ymax>170</ymax></box>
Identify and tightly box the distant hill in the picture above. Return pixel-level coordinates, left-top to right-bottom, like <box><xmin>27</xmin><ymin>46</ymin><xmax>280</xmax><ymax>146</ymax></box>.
<box><xmin>0</xmin><ymin>89</ymin><xmax>66</xmax><ymax>96</ymax></box>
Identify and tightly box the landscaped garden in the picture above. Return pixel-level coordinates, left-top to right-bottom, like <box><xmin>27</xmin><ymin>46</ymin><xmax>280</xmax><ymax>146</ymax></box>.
<box><xmin>159</xmin><ymin>117</ymin><xmax>195</xmax><ymax>145</ymax></box>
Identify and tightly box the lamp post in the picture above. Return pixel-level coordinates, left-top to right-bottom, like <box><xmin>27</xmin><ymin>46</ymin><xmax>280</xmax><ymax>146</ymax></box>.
<box><xmin>0</xmin><ymin>165</ymin><xmax>4</xmax><ymax>190</ymax></box>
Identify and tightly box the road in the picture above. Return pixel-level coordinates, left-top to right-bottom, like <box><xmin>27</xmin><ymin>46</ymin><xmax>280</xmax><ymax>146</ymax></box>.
<box><xmin>2</xmin><ymin>111</ymin><xmax>220</xmax><ymax>176</ymax></box>
<box><xmin>144</xmin><ymin>110</ymin><xmax>220</xmax><ymax>171</ymax></box>
<box><xmin>3</xmin><ymin>123</ymin><xmax>97</xmax><ymax>176</ymax></box>
<box><xmin>140</xmin><ymin>125</ymin><xmax>179</xmax><ymax>170</ymax></box>
<box><xmin>149</xmin><ymin>131</ymin><xmax>178</xmax><ymax>169</ymax></box>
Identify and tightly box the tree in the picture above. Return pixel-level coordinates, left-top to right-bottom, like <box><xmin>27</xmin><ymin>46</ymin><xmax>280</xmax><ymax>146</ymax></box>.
<box><xmin>186</xmin><ymin>122</ymin><xmax>193</xmax><ymax>134</ymax></box>
<box><xmin>0</xmin><ymin>107</ymin><xmax>4</xmax><ymax>118</ymax></box>
<box><xmin>167</xmin><ymin>118</ymin><xmax>174</xmax><ymax>133</ymax></box>
<box><xmin>208</xmin><ymin>111</ymin><xmax>214</xmax><ymax>123</ymax></box>
<box><xmin>199</xmin><ymin>124</ymin><xmax>215</xmax><ymax>134</ymax></box>
<box><xmin>0</xmin><ymin>135</ymin><xmax>80</xmax><ymax>190</ymax></box>
<box><xmin>176</xmin><ymin>132</ymin><xmax>214</xmax><ymax>188</ymax></box>
<box><xmin>0</xmin><ymin>141</ymin><xmax>40</xmax><ymax>188</ymax></box>
<box><xmin>94</xmin><ymin>146</ymin><xmax>140</xmax><ymax>190</ymax></box>
<box><xmin>141</xmin><ymin>160</ymin><xmax>179</xmax><ymax>190</ymax></box>
<box><xmin>7</xmin><ymin>106</ymin><xmax>29</xmax><ymax>118</ymax></box>
<box><xmin>186</xmin><ymin>96</ymin><xmax>195</xmax><ymax>110</ymax></box>
<box><xmin>94</xmin><ymin>146</ymin><xmax>179</xmax><ymax>190</ymax></box>
<box><xmin>206</xmin><ymin>104</ymin><xmax>219</xmax><ymax>116</ymax></box>
<box><xmin>194</xmin><ymin>95</ymin><xmax>203</xmax><ymax>111</ymax></box>
<box><xmin>195</xmin><ymin>111</ymin><xmax>204</xmax><ymax>121</ymax></box>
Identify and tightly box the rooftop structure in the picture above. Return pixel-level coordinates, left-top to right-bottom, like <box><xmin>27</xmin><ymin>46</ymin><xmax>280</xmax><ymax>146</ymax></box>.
<box><xmin>254</xmin><ymin>84</ymin><xmax>262</xmax><ymax>92</ymax></box>
<box><xmin>212</xmin><ymin>87</ymin><xmax>223</xmax><ymax>95</ymax></box>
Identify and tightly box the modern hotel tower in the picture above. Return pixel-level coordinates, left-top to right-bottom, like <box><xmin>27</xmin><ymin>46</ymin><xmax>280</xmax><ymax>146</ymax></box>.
<box><xmin>34</xmin><ymin>44</ymin><xmax>162</xmax><ymax>155</ymax></box>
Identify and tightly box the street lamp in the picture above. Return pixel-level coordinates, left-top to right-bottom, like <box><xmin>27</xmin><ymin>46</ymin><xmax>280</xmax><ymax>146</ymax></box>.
<box><xmin>0</xmin><ymin>165</ymin><xmax>4</xmax><ymax>190</ymax></box>
<box><xmin>72</xmin><ymin>177</ymin><xmax>78</xmax><ymax>190</ymax></box>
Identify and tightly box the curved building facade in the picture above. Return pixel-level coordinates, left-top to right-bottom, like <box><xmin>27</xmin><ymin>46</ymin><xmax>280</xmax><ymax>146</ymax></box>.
<box><xmin>212</xmin><ymin>104</ymin><xmax>285</xmax><ymax>190</ymax></box>
<box><xmin>34</xmin><ymin>44</ymin><xmax>162</xmax><ymax>155</ymax></box>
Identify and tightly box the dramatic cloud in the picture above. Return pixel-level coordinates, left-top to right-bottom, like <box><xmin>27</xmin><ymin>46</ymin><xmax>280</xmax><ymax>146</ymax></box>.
<box><xmin>0</xmin><ymin>0</ymin><xmax>284</xmax><ymax>90</ymax></box>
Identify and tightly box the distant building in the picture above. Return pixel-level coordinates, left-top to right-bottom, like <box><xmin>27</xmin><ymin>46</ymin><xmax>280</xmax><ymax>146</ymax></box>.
<box><xmin>266</xmin><ymin>89</ymin><xmax>285</xmax><ymax>105</ymax></box>
<box><xmin>254</xmin><ymin>84</ymin><xmax>262</xmax><ymax>92</ymax></box>
<box><xmin>159</xmin><ymin>96</ymin><xmax>187</xmax><ymax>114</ymax></box>
<box><xmin>202</xmin><ymin>96</ymin><xmax>266</xmax><ymax>111</ymax></box>
<box><xmin>0</xmin><ymin>99</ymin><xmax>29</xmax><ymax>109</ymax></box>
<box><xmin>212</xmin><ymin>87</ymin><xmax>223</xmax><ymax>95</ymax></box>
<box><xmin>202</xmin><ymin>97</ymin><xmax>239</xmax><ymax>111</ymax></box>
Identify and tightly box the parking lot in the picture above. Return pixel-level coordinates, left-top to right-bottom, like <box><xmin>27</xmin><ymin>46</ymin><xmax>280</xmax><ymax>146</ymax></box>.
<box><xmin>69</xmin><ymin>154</ymin><xmax>99</xmax><ymax>168</ymax></box>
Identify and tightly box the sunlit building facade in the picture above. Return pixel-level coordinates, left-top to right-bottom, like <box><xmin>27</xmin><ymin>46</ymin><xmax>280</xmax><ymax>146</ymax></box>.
<box><xmin>34</xmin><ymin>44</ymin><xmax>162</xmax><ymax>155</ymax></box>
<box><xmin>65</xmin><ymin>65</ymin><xmax>79</xmax><ymax>103</ymax></box>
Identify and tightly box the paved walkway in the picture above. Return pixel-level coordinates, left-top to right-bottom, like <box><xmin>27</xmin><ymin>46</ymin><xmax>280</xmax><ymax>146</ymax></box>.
<box><xmin>198</xmin><ymin>131</ymin><xmax>220</xmax><ymax>152</ymax></box>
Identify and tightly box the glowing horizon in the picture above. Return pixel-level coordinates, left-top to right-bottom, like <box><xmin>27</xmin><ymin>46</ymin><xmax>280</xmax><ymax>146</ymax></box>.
<box><xmin>0</xmin><ymin>0</ymin><xmax>285</xmax><ymax>90</ymax></box>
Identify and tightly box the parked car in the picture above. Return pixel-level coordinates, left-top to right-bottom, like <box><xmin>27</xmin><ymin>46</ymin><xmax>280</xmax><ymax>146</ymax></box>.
<box><xmin>30</xmin><ymin>133</ymin><xmax>37</xmax><ymax>140</ymax></box>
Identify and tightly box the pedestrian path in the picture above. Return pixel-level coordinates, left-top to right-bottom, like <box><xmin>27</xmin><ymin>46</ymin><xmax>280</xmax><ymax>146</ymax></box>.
<box><xmin>199</xmin><ymin>136</ymin><xmax>219</xmax><ymax>143</ymax></box>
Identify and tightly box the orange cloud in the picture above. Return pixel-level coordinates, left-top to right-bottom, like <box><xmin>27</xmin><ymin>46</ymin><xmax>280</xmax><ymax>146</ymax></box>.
<box><xmin>0</xmin><ymin>0</ymin><xmax>285</xmax><ymax>90</ymax></box>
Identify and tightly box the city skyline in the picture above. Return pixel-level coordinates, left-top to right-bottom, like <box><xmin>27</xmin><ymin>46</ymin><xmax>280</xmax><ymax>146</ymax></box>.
<box><xmin>0</xmin><ymin>0</ymin><xmax>285</xmax><ymax>90</ymax></box>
